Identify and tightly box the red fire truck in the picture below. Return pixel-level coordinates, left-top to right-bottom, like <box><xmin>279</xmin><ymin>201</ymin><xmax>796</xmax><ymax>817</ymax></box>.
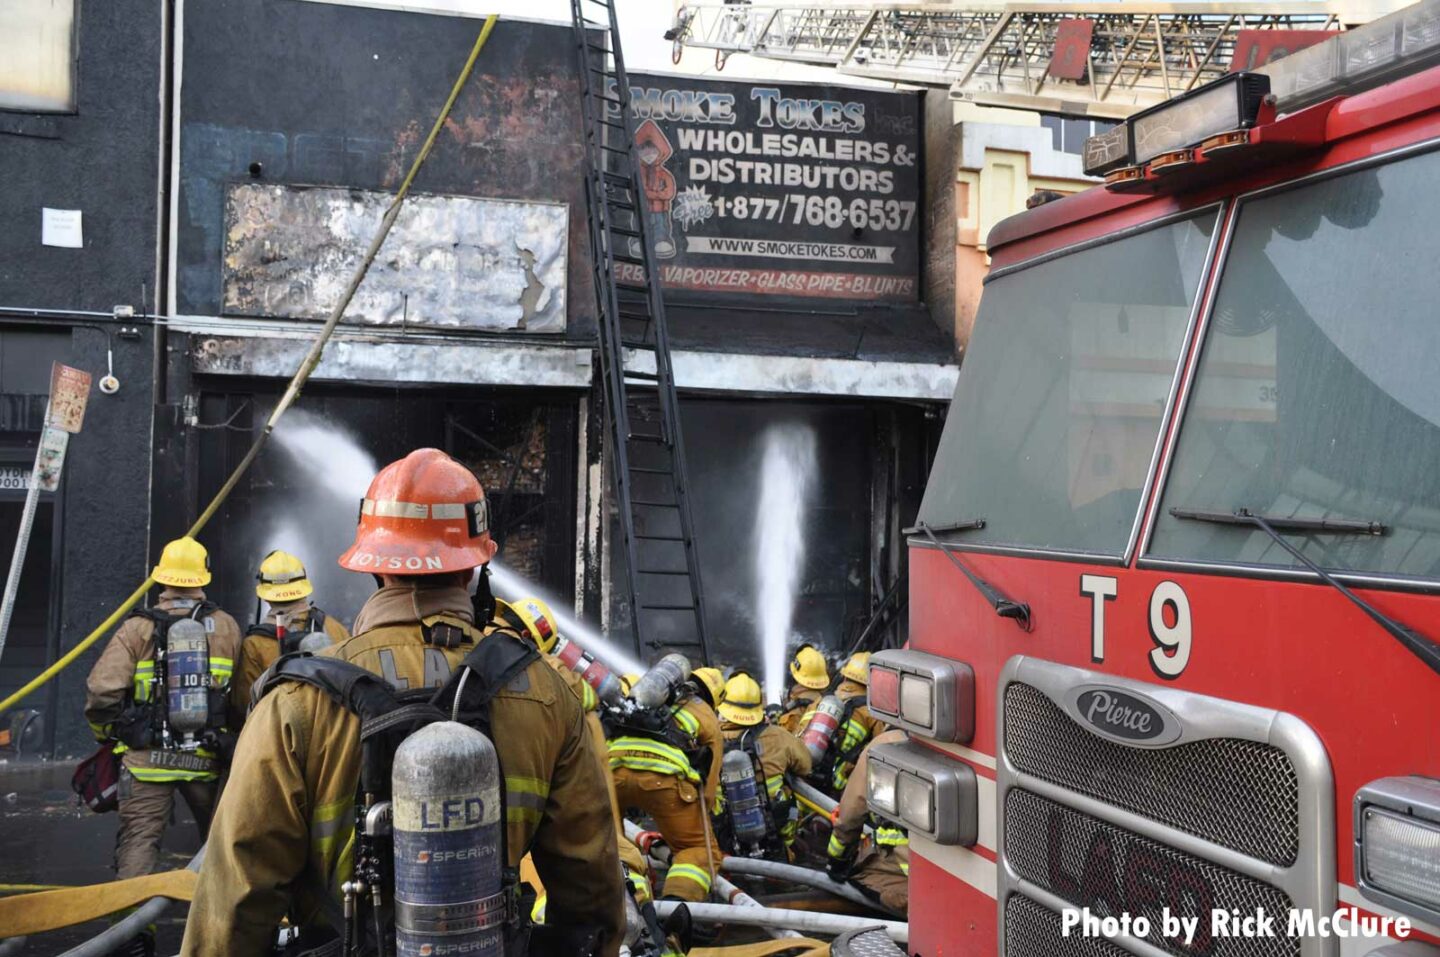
<box><xmin>857</xmin><ymin>3</ymin><xmax>1440</xmax><ymax>955</ymax></box>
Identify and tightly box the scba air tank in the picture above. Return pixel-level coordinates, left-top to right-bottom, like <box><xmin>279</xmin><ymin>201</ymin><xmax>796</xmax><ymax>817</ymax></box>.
<box><xmin>721</xmin><ymin>750</ymin><xmax>769</xmax><ymax>849</ymax></box>
<box><xmin>801</xmin><ymin>695</ymin><xmax>845</xmax><ymax>764</ymax></box>
<box><xmin>393</xmin><ymin>721</ymin><xmax>505</xmax><ymax>957</ymax></box>
<box><xmin>629</xmin><ymin>654</ymin><xmax>691</xmax><ymax>709</ymax></box>
<box><xmin>296</xmin><ymin>631</ymin><xmax>334</xmax><ymax>654</ymax></box>
<box><xmin>553</xmin><ymin>635</ymin><xmax>624</xmax><ymax>708</ymax></box>
<box><xmin>164</xmin><ymin>618</ymin><xmax>211</xmax><ymax>736</ymax></box>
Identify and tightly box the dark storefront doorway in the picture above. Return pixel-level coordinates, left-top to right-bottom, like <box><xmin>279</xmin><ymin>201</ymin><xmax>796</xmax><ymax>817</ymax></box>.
<box><xmin>173</xmin><ymin>382</ymin><xmax>582</xmax><ymax>630</ymax></box>
<box><xmin>609</xmin><ymin>396</ymin><xmax>937</xmax><ymax>673</ymax></box>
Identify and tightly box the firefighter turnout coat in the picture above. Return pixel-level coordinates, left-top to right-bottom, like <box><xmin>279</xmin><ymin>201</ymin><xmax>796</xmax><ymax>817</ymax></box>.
<box><xmin>84</xmin><ymin>590</ymin><xmax>242</xmax><ymax>783</ymax></box>
<box><xmin>721</xmin><ymin>721</ymin><xmax>812</xmax><ymax>804</ymax></box>
<box><xmin>228</xmin><ymin>602</ymin><xmax>350</xmax><ymax>724</ymax></box>
<box><xmin>777</xmin><ymin>685</ymin><xmax>823</xmax><ymax>735</ymax></box>
<box><xmin>182</xmin><ymin>583</ymin><xmax>625</xmax><ymax>956</ymax></box>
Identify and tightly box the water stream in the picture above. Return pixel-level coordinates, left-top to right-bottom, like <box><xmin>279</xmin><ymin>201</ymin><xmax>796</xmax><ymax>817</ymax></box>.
<box><xmin>754</xmin><ymin>424</ymin><xmax>818</xmax><ymax>703</ymax></box>
<box><xmin>264</xmin><ymin>414</ymin><xmax>642</xmax><ymax>673</ymax></box>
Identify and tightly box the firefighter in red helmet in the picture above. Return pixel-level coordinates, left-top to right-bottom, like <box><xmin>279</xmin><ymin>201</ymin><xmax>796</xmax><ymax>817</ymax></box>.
<box><xmin>184</xmin><ymin>449</ymin><xmax>625</xmax><ymax>956</ymax></box>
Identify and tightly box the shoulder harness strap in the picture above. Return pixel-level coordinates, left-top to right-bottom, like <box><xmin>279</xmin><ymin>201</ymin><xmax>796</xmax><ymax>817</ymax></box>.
<box><xmin>439</xmin><ymin>627</ymin><xmax>539</xmax><ymax>725</ymax></box>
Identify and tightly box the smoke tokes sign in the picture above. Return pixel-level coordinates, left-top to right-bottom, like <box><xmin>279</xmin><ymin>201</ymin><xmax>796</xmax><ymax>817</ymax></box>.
<box><xmin>608</xmin><ymin>73</ymin><xmax>922</xmax><ymax>302</ymax></box>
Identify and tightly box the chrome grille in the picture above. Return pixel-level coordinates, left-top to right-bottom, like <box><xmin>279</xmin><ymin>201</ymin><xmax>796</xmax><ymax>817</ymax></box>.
<box><xmin>1005</xmin><ymin>893</ymin><xmax>1132</xmax><ymax>957</ymax></box>
<box><xmin>1004</xmin><ymin>681</ymin><xmax>1300</xmax><ymax>866</ymax></box>
<box><xmin>1006</xmin><ymin>788</ymin><xmax>1300</xmax><ymax>957</ymax></box>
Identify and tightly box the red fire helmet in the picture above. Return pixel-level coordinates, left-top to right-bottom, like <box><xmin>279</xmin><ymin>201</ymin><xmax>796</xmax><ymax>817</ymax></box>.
<box><xmin>338</xmin><ymin>448</ymin><xmax>498</xmax><ymax>576</ymax></box>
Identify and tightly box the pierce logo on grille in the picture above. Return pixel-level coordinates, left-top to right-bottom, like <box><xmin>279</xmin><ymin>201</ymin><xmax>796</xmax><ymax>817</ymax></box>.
<box><xmin>1070</xmin><ymin>686</ymin><xmax>1181</xmax><ymax>745</ymax></box>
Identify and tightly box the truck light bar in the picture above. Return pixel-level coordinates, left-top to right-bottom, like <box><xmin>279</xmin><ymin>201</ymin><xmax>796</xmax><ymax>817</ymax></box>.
<box><xmin>1082</xmin><ymin>0</ymin><xmax>1440</xmax><ymax>190</ymax></box>
<box><xmin>1355</xmin><ymin>776</ymin><xmax>1440</xmax><ymax>926</ymax></box>
<box><xmin>1083</xmin><ymin>72</ymin><xmax>1270</xmax><ymax>177</ymax></box>
<box><xmin>1267</xmin><ymin>0</ymin><xmax>1440</xmax><ymax>112</ymax></box>
<box><xmin>864</xmin><ymin>738</ymin><xmax>978</xmax><ymax>846</ymax></box>
<box><xmin>1130</xmin><ymin>72</ymin><xmax>1272</xmax><ymax>166</ymax></box>
<box><xmin>868</xmin><ymin>649</ymin><xmax>975</xmax><ymax>744</ymax></box>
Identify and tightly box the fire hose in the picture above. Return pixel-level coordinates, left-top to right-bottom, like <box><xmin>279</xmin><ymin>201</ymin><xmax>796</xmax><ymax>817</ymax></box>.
<box><xmin>720</xmin><ymin>857</ymin><xmax>901</xmax><ymax>917</ymax></box>
<box><xmin>652</xmin><ymin>900</ymin><xmax>908</xmax><ymax>943</ymax></box>
<box><xmin>0</xmin><ymin>13</ymin><xmax>500</xmax><ymax>718</ymax></box>
<box><xmin>786</xmin><ymin>774</ymin><xmax>874</xmax><ymax>840</ymax></box>
<box><xmin>0</xmin><ymin>846</ymin><xmax>204</xmax><ymax>955</ymax></box>
<box><xmin>713</xmin><ymin>874</ymin><xmax>803</xmax><ymax>940</ymax></box>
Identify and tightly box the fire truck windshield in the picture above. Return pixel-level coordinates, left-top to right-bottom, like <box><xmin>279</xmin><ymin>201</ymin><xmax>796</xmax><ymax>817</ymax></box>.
<box><xmin>1149</xmin><ymin>149</ymin><xmax>1440</xmax><ymax>582</ymax></box>
<box><xmin>918</xmin><ymin>208</ymin><xmax>1218</xmax><ymax>556</ymax></box>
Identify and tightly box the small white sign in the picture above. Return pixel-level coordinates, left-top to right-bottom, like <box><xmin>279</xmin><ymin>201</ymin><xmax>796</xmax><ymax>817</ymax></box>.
<box><xmin>42</xmin><ymin>208</ymin><xmax>83</xmax><ymax>248</ymax></box>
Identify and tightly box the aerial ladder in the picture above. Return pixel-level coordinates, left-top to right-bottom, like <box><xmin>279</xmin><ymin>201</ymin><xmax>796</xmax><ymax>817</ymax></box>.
<box><xmin>571</xmin><ymin>0</ymin><xmax>712</xmax><ymax>665</ymax></box>
<box><xmin>666</xmin><ymin>1</ymin><xmax>1403</xmax><ymax>119</ymax></box>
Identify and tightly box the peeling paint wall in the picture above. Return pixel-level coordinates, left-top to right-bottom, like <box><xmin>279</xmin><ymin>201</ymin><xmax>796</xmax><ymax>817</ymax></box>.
<box><xmin>222</xmin><ymin>184</ymin><xmax>567</xmax><ymax>331</ymax></box>
<box><xmin>175</xmin><ymin>6</ymin><xmax>591</xmax><ymax>336</ymax></box>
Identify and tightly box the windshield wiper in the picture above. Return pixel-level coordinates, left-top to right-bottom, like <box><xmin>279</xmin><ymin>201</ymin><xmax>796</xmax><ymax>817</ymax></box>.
<box><xmin>904</xmin><ymin>518</ymin><xmax>986</xmax><ymax>536</ymax></box>
<box><xmin>1169</xmin><ymin>507</ymin><xmax>1387</xmax><ymax>537</ymax></box>
<box><xmin>1170</xmin><ymin>507</ymin><xmax>1440</xmax><ymax>677</ymax></box>
<box><xmin>903</xmin><ymin>521</ymin><xmax>1031</xmax><ymax>630</ymax></box>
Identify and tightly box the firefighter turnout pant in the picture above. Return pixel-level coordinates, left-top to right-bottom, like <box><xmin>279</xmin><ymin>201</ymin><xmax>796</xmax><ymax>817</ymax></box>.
<box><xmin>853</xmin><ymin>846</ymin><xmax>909</xmax><ymax>915</ymax></box>
<box><xmin>116</xmin><ymin>771</ymin><xmax>216</xmax><ymax>879</ymax></box>
<box><xmin>612</xmin><ymin>766</ymin><xmax>719</xmax><ymax>903</ymax></box>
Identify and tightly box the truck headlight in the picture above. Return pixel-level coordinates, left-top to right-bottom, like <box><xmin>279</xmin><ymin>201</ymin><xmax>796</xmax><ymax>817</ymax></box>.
<box><xmin>866</xmin><ymin>760</ymin><xmax>898</xmax><ymax>816</ymax></box>
<box><xmin>865</xmin><ymin>738</ymin><xmax>977</xmax><ymax>845</ymax></box>
<box><xmin>1356</xmin><ymin>776</ymin><xmax>1440</xmax><ymax>924</ymax></box>
<box><xmin>868</xmin><ymin>649</ymin><xmax>974</xmax><ymax>743</ymax></box>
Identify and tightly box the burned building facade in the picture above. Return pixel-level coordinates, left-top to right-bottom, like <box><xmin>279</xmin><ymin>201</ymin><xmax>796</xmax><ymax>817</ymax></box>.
<box><xmin>1</xmin><ymin>0</ymin><xmax>959</xmax><ymax>752</ymax></box>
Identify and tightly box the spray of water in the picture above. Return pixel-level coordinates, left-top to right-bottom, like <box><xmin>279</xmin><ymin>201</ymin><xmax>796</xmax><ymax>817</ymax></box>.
<box><xmin>755</xmin><ymin>424</ymin><xmax>818</xmax><ymax>704</ymax></box>
<box><xmin>488</xmin><ymin>561</ymin><xmax>644</xmax><ymax>675</ymax></box>
<box><xmin>259</xmin><ymin>411</ymin><xmax>644</xmax><ymax>673</ymax></box>
<box><xmin>258</xmin><ymin>411</ymin><xmax>379</xmax><ymax>620</ymax></box>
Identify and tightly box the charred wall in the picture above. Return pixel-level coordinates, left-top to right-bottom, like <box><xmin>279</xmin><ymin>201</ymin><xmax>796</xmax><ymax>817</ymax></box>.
<box><xmin>173</xmin><ymin>5</ymin><xmax>592</xmax><ymax>337</ymax></box>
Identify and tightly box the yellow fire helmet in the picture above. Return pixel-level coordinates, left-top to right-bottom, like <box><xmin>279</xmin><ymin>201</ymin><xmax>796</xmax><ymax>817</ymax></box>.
<box><xmin>255</xmin><ymin>549</ymin><xmax>313</xmax><ymax>603</ymax></box>
<box><xmin>789</xmin><ymin>644</ymin><xmax>830</xmax><ymax>690</ymax></box>
<box><xmin>511</xmin><ymin>597</ymin><xmax>560</xmax><ymax>655</ymax></box>
<box><xmin>152</xmin><ymin>536</ymin><xmax>212</xmax><ymax>589</ymax></box>
<box><xmin>619</xmin><ymin>673</ymin><xmax>641</xmax><ymax>696</ymax></box>
<box><xmin>718</xmin><ymin>671</ymin><xmax>764</xmax><ymax>726</ymax></box>
<box><xmin>692</xmin><ymin>666</ymin><xmax>725</xmax><ymax>707</ymax></box>
<box><xmin>841</xmin><ymin>651</ymin><xmax>871</xmax><ymax>685</ymax></box>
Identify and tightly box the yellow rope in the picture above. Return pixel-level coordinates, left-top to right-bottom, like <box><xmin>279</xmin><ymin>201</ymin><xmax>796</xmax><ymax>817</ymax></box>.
<box><xmin>0</xmin><ymin>15</ymin><xmax>500</xmax><ymax>717</ymax></box>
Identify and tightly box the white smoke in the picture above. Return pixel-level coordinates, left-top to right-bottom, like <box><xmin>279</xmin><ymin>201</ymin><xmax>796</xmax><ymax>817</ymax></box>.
<box><xmin>754</xmin><ymin>424</ymin><xmax>818</xmax><ymax>704</ymax></box>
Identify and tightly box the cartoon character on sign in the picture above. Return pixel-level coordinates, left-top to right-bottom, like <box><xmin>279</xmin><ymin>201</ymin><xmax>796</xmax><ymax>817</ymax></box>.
<box><xmin>633</xmin><ymin>119</ymin><xmax>678</xmax><ymax>260</ymax></box>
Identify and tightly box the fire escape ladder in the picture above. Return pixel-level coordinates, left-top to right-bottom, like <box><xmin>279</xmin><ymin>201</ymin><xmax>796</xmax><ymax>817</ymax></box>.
<box><xmin>571</xmin><ymin>0</ymin><xmax>712</xmax><ymax>665</ymax></box>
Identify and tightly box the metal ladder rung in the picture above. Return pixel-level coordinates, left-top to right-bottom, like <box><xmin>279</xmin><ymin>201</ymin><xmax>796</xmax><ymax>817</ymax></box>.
<box><xmin>573</xmin><ymin>0</ymin><xmax>709</xmax><ymax>665</ymax></box>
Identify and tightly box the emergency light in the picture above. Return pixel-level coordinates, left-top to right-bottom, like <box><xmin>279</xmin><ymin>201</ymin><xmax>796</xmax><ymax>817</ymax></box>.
<box><xmin>867</xmin><ymin>649</ymin><xmax>974</xmax><ymax>744</ymax></box>
<box><xmin>1083</xmin><ymin>0</ymin><xmax>1440</xmax><ymax>186</ymax></box>
<box><xmin>1355</xmin><ymin>777</ymin><xmax>1440</xmax><ymax>925</ymax></box>
<box><xmin>1266</xmin><ymin>0</ymin><xmax>1440</xmax><ymax>113</ymax></box>
<box><xmin>1083</xmin><ymin>72</ymin><xmax>1271</xmax><ymax>177</ymax></box>
<box><xmin>863</xmin><ymin>738</ymin><xmax>977</xmax><ymax>846</ymax></box>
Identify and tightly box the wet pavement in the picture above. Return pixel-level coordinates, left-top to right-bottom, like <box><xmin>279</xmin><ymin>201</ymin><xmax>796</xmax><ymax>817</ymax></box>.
<box><xmin>0</xmin><ymin>759</ymin><xmax>200</xmax><ymax>955</ymax></box>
